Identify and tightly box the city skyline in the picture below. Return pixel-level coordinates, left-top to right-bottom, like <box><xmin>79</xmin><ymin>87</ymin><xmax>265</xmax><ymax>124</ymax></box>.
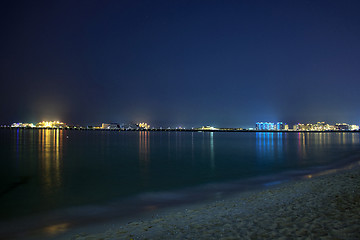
<box><xmin>1</xmin><ymin>1</ymin><xmax>360</xmax><ymax>127</ymax></box>
<box><xmin>5</xmin><ymin>119</ymin><xmax>360</xmax><ymax>132</ymax></box>
<box><xmin>4</xmin><ymin>117</ymin><xmax>360</xmax><ymax>130</ymax></box>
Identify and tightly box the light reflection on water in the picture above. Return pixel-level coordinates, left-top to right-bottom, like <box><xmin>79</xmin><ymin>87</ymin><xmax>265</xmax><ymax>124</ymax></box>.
<box><xmin>139</xmin><ymin>131</ymin><xmax>150</xmax><ymax>186</ymax></box>
<box><xmin>139</xmin><ymin>131</ymin><xmax>150</xmax><ymax>163</ymax></box>
<box><xmin>256</xmin><ymin>132</ymin><xmax>279</xmax><ymax>162</ymax></box>
<box><xmin>210</xmin><ymin>132</ymin><xmax>215</xmax><ymax>169</ymax></box>
<box><xmin>1</xmin><ymin>129</ymin><xmax>360</xmax><ymax>226</ymax></box>
<box><xmin>298</xmin><ymin>132</ymin><xmax>307</xmax><ymax>159</ymax></box>
<box><xmin>41</xmin><ymin>222</ymin><xmax>69</xmax><ymax>236</ymax></box>
<box><xmin>39</xmin><ymin>129</ymin><xmax>63</xmax><ymax>198</ymax></box>
<box><xmin>256</xmin><ymin>132</ymin><xmax>360</xmax><ymax>165</ymax></box>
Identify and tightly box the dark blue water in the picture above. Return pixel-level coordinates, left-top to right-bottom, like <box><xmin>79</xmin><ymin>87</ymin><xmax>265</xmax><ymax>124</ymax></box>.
<box><xmin>0</xmin><ymin>129</ymin><xmax>359</xmax><ymax>237</ymax></box>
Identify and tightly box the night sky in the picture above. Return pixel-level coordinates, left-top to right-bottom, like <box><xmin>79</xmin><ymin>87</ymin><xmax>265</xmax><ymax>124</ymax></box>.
<box><xmin>1</xmin><ymin>0</ymin><xmax>360</xmax><ymax>128</ymax></box>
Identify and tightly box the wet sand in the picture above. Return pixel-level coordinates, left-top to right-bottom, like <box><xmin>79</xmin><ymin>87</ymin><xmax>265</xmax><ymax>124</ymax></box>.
<box><xmin>60</xmin><ymin>165</ymin><xmax>360</xmax><ymax>240</ymax></box>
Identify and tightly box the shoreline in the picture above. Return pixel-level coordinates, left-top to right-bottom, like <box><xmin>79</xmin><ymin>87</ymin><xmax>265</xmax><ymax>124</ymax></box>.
<box><xmin>51</xmin><ymin>163</ymin><xmax>360</xmax><ymax>240</ymax></box>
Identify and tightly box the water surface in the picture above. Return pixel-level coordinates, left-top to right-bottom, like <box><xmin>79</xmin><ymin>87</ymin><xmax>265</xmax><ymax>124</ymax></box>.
<box><xmin>0</xmin><ymin>129</ymin><xmax>359</xmax><ymax>237</ymax></box>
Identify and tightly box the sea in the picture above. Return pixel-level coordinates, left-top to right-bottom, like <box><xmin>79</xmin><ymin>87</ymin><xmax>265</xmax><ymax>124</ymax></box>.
<box><xmin>0</xmin><ymin>128</ymin><xmax>359</xmax><ymax>239</ymax></box>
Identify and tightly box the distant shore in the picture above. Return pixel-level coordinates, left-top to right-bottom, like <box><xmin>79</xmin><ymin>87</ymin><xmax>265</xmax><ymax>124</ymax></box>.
<box><xmin>1</xmin><ymin>126</ymin><xmax>359</xmax><ymax>133</ymax></box>
<box><xmin>52</xmin><ymin>162</ymin><xmax>360</xmax><ymax>240</ymax></box>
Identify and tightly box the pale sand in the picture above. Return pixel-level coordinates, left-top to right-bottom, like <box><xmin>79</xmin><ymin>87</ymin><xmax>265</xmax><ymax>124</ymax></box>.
<box><xmin>63</xmin><ymin>165</ymin><xmax>360</xmax><ymax>240</ymax></box>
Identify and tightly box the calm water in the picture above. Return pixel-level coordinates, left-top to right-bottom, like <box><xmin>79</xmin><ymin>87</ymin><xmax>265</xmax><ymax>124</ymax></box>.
<box><xmin>0</xmin><ymin>129</ymin><xmax>360</xmax><ymax>235</ymax></box>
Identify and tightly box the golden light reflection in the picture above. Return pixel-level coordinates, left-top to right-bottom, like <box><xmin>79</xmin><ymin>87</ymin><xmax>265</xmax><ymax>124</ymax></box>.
<box><xmin>303</xmin><ymin>160</ymin><xmax>360</xmax><ymax>179</ymax></box>
<box><xmin>39</xmin><ymin>129</ymin><xmax>63</xmax><ymax>197</ymax></box>
<box><xmin>139</xmin><ymin>131</ymin><xmax>150</xmax><ymax>163</ymax></box>
<box><xmin>41</xmin><ymin>223</ymin><xmax>69</xmax><ymax>236</ymax></box>
<box><xmin>296</xmin><ymin>132</ymin><xmax>360</xmax><ymax>163</ymax></box>
<box><xmin>139</xmin><ymin>131</ymin><xmax>150</xmax><ymax>184</ymax></box>
<box><xmin>296</xmin><ymin>132</ymin><xmax>308</xmax><ymax>159</ymax></box>
<box><xmin>352</xmin><ymin>133</ymin><xmax>359</xmax><ymax>144</ymax></box>
<box><xmin>144</xmin><ymin>205</ymin><xmax>158</xmax><ymax>211</ymax></box>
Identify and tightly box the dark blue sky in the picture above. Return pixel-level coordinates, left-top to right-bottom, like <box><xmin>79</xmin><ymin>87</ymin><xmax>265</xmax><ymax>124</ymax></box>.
<box><xmin>1</xmin><ymin>0</ymin><xmax>360</xmax><ymax>128</ymax></box>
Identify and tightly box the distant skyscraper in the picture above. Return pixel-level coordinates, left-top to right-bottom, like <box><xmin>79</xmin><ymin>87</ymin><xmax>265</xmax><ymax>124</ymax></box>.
<box><xmin>256</xmin><ymin>122</ymin><xmax>275</xmax><ymax>130</ymax></box>
<box><xmin>256</xmin><ymin>122</ymin><xmax>288</xmax><ymax>131</ymax></box>
<box><xmin>276</xmin><ymin>122</ymin><xmax>288</xmax><ymax>130</ymax></box>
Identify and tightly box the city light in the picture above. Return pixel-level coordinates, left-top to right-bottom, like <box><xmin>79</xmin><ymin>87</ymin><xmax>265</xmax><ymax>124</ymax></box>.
<box><xmin>137</xmin><ymin>123</ymin><xmax>150</xmax><ymax>130</ymax></box>
<box><xmin>36</xmin><ymin>121</ymin><xmax>67</xmax><ymax>128</ymax></box>
<box><xmin>5</xmin><ymin>120</ymin><xmax>360</xmax><ymax>132</ymax></box>
<box><xmin>292</xmin><ymin>122</ymin><xmax>359</xmax><ymax>131</ymax></box>
<box><xmin>198</xmin><ymin>126</ymin><xmax>219</xmax><ymax>130</ymax></box>
<box><xmin>256</xmin><ymin>122</ymin><xmax>288</xmax><ymax>131</ymax></box>
<box><xmin>10</xmin><ymin>123</ymin><xmax>35</xmax><ymax>128</ymax></box>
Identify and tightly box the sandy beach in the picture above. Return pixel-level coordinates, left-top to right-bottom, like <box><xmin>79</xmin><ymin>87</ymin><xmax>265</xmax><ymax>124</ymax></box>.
<box><xmin>55</xmin><ymin>163</ymin><xmax>360</xmax><ymax>240</ymax></box>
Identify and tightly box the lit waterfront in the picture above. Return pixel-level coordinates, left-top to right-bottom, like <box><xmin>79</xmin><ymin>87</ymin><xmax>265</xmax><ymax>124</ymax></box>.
<box><xmin>2</xmin><ymin>120</ymin><xmax>360</xmax><ymax>132</ymax></box>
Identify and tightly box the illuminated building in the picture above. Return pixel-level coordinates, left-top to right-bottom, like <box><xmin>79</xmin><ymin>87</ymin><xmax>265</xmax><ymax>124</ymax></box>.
<box><xmin>197</xmin><ymin>126</ymin><xmax>219</xmax><ymax>130</ymax></box>
<box><xmin>256</xmin><ymin>122</ymin><xmax>288</xmax><ymax>131</ymax></box>
<box><xmin>256</xmin><ymin>122</ymin><xmax>275</xmax><ymax>130</ymax></box>
<box><xmin>312</xmin><ymin>122</ymin><xmax>334</xmax><ymax>131</ymax></box>
<box><xmin>350</xmin><ymin>125</ymin><xmax>360</xmax><ymax>131</ymax></box>
<box><xmin>36</xmin><ymin>121</ymin><xmax>67</xmax><ymax>128</ymax></box>
<box><xmin>276</xmin><ymin>122</ymin><xmax>288</xmax><ymax>130</ymax></box>
<box><xmin>137</xmin><ymin>123</ymin><xmax>150</xmax><ymax>130</ymax></box>
<box><xmin>334</xmin><ymin>123</ymin><xmax>360</xmax><ymax>131</ymax></box>
<box><xmin>293</xmin><ymin>124</ymin><xmax>301</xmax><ymax>131</ymax></box>
<box><xmin>101</xmin><ymin>123</ymin><xmax>119</xmax><ymax>129</ymax></box>
<box><xmin>11</xmin><ymin>123</ymin><xmax>35</xmax><ymax>128</ymax></box>
<box><xmin>292</xmin><ymin>122</ymin><xmax>359</xmax><ymax>131</ymax></box>
<box><xmin>293</xmin><ymin>123</ymin><xmax>311</xmax><ymax>131</ymax></box>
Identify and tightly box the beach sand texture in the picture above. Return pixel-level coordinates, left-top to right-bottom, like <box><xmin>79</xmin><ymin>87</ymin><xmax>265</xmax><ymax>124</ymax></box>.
<box><xmin>68</xmin><ymin>168</ymin><xmax>360</xmax><ymax>240</ymax></box>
